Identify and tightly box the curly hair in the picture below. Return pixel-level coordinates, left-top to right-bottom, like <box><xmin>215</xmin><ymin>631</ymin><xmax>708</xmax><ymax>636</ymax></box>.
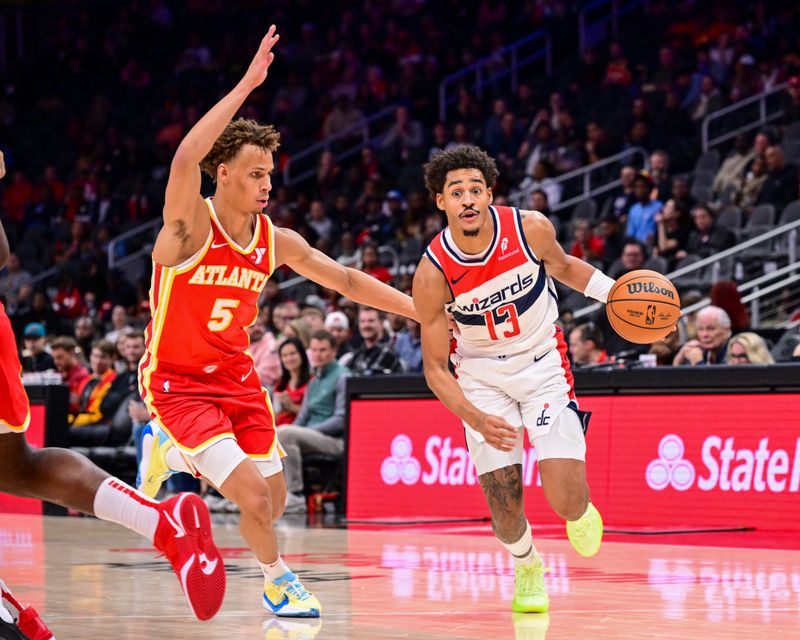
<box><xmin>423</xmin><ymin>145</ymin><xmax>499</xmax><ymax>199</ymax></box>
<box><xmin>200</xmin><ymin>118</ymin><xmax>281</xmax><ymax>180</ymax></box>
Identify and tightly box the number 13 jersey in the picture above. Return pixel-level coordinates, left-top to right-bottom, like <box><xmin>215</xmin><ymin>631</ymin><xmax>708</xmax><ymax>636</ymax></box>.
<box><xmin>143</xmin><ymin>198</ymin><xmax>275</xmax><ymax>370</ymax></box>
<box><xmin>425</xmin><ymin>205</ymin><xmax>559</xmax><ymax>359</ymax></box>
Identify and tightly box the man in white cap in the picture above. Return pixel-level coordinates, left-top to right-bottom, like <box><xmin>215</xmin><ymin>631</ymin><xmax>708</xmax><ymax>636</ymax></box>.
<box><xmin>324</xmin><ymin>311</ymin><xmax>351</xmax><ymax>358</ymax></box>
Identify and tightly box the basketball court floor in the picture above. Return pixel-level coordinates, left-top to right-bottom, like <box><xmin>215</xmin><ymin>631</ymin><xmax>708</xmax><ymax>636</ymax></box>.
<box><xmin>2</xmin><ymin>513</ymin><xmax>798</xmax><ymax>639</ymax></box>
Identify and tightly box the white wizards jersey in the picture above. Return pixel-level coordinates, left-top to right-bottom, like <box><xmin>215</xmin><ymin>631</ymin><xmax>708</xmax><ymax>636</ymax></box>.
<box><xmin>425</xmin><ymin>205</ymin><xmax>560</xmax><ymax>359</ymax></box>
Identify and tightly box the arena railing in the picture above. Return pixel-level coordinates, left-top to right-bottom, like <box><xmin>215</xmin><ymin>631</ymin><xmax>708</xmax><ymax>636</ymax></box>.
<box><xmin>578</xmin><ymin>0</ymin><xmax>651</xmax><ymax>56</ymax></box>
<box><xmin>701</xmin><ymin>81</ymin><xmax>789</xmax><ymax>152</ymax></box>
<box><xmin>573</xmin><ymin>217</ymin><xmax>800</xmax><ymax>324</ymax></box>
<box><xmin>438</xmin><ymin>30</ymin><xmax>552</xmax><ymax>122</ymax></box>
<box><xmin>507</xmin><ymin>146</ymin><xmax>649</xmax><ymax>212</ymax></box>
<box><xmin>281</xmin><ymin>104</ymin><xmax>398</xmax><ymax>187</ymax></box>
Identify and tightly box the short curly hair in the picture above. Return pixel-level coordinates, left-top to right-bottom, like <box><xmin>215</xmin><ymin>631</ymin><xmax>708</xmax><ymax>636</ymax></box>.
<box><xmin>423</xmin><ymin>145</ymin><xmax>499</xmax><ymax>199</ymax></box>
<box><xmin>200</xmin><ymin>118</ymin><xmax>281</xmax><ymax>180</ymax></box>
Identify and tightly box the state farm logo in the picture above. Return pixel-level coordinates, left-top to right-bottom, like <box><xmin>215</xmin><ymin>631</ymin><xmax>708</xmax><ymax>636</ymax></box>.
<box><xmin>381</xmin><ymin>435</ymin><xmax>421</xmax><ymax>485</ymax></box>
<box><xmin>646</xmin><ymin>434</ymin><xmax>695</xmax><ymax>491</ymax></box>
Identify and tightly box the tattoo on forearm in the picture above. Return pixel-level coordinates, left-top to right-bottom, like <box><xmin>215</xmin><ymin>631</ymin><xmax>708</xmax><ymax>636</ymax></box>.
<box><xmin>479</xmin><ymin>464</ymin><xmax>526</xmax><ymax>543</ymax></box>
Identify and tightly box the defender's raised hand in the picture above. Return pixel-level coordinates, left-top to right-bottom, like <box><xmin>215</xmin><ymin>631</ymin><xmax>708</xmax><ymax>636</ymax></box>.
<box><xmin>241</xmin><ymin>25</ymin><xmax>280</xmax><ymax>90</ymax></box>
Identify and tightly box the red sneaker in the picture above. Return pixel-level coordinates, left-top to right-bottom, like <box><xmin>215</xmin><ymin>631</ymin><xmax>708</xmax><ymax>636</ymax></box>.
<box><xmin>153</xmin><ymin>493</ymin><xmax>226</xmax><ymax>621</ymax></box>
<box><xmin>0</xmin><ymin>580</ymin><xmax>54</xmax><ymax>640</ymax></box>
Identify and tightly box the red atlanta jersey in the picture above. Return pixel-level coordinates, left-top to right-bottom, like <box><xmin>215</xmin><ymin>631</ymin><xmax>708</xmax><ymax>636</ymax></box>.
<box><xmin>141</xmin><ymin>198</ymin><xmax>275</xmax><ymax>371</ymax></box>
<box><xmin>425</xmin><ymin>205</ymin><xmax>559</xmax><ymax>358</ymax></box>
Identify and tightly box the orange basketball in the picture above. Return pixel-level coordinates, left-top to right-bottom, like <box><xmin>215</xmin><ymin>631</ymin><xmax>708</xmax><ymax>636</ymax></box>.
<box><xmin>606</xmin><ymin>270</ymin><xmax>681</xmax><ymax>344</ymax></box>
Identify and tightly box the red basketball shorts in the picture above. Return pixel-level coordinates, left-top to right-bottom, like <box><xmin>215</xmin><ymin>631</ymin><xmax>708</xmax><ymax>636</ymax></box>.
<box><xmin>139</xmin><ymin>351</ymin><xmax>277</xmax><ymax>459</ymax></box>
<box><xmin>0</xmin><ymin>305</ymin><xmax>30</xmax><ymax>434</ymax></box>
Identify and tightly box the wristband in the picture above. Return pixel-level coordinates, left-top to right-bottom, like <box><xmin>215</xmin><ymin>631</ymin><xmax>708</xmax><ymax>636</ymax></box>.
<box><xmin>583</xmin><ymin>269</ymin><xmax>615</xmax><ymax>303</ymax></box>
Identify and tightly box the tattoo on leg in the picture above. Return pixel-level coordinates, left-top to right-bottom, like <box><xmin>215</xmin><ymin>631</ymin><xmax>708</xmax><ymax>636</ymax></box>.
<box><xmin>479</xmin><ymin>464</ymin><xmax>526</xmax><ymax>543</ymax></box>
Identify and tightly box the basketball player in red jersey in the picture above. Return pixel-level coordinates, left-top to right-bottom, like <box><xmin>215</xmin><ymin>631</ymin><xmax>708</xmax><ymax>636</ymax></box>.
<box><xmin>136</xmin><ymin>26</ymin><xmax>416</xmax><ymax>618</ymax></box>
<box><xmin>0</xmin><ymin>152</ymin><xmax>226</xmax><ymax>640</ymax></box>
<box><xmin>414</xmin><ymin>146</ymin><xmax>617</xmax><ymax>614</ymax></box>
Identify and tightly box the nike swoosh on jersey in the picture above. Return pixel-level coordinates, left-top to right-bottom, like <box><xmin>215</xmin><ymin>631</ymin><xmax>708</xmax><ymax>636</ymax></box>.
<box><xmin>533</xmin><ymin>350</ymin><xmax>552</xmax><ymax>363</ymax></box>
<box><xmin>241</xmin><ymin>366</ymin><xmax>253</xmax><ymax>382</ymax></box>
<box><xmin>450</xmin><ymin>270</ymin><xmax>469</xmax><ymax>285</ymax></box>
<box><xmin>211</xmin><ymin>242</ymin><xmax>228</xmax><ymax>249</ymax></box>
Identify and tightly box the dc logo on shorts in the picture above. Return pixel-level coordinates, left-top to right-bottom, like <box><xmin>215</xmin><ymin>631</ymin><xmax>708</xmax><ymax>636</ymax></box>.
<box><xmin>646</xmin><ymin>434</ymin><xmax>695</xmax><ymax>491</ymax></box>
<box><xmin>381</xmin><ymin>435</ymin><xmax>421</xmax><ymax>485</ymax></box>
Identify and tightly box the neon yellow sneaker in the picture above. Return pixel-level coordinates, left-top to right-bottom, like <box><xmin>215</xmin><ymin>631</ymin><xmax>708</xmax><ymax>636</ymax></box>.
<box><xmin>137</xmin><ymin>422</ymin><xmax>176</xmax><ymax>498</ymax></box>
<box><xmin>512</xmin><ymin>612</ymin><xmax>550</xmax><ymax>640</ymax></box>
<box><xmin>566</xmin><ymin>502</ymin><xmax>603</xmax><ymax>557</ymax></box>
<box><xmin>512</xmin><ymin>558</ymin><xmax>549</xmax><ymax>613</ymax></box>
<box><xmin>263</xmin><ymin>572</ymin><xmax>321</xmax><ymax>618</ymax></box>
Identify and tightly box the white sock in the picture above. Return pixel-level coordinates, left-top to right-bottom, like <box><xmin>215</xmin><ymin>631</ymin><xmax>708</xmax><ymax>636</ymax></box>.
<box><xmin>165</xmin><ymin>446</ymin><xmax>192</xmax><ymax>473</ymax></box>
<box><xmin>501</xmin><ymin>521</ymin><xmax>537</xmax><ymax>565</ymax></box>
<box><xmin>259</xmin><ymin>556</ymin><xmax>291</xmax><ymax>582</ymax></box>
<box><xmin>93</xmin><ymin>477</ymin><xmax>160</xmax><ymax>542</ymax></box>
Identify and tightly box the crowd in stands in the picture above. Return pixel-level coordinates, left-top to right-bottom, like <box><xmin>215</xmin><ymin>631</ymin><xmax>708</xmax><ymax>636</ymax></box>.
<box><xmin>2</xmin><ymin>1</ymin><xmax>800</xmax><ymax>512</ymax></box>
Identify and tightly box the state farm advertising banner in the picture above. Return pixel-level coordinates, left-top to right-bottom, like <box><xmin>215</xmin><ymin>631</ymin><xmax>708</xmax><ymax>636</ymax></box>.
<box><xmin>347</xmin><ymin>394</ymin><xmax>800</xmax><ymax>529</ymax></box>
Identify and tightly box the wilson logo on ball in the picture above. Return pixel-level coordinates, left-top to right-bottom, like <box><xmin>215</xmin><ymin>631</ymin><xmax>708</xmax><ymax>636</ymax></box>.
<box><xmin>626</xmin><ymin>282</ymin><xmax>676</xmax><ymax>299</ymax></box>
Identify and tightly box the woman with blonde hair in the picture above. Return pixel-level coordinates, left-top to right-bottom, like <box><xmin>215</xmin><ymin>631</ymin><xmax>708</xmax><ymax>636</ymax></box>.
<box><xmin>726</xmin><ymin>332</ymin><xmax>774</xmax><ymax>364</ymax></box>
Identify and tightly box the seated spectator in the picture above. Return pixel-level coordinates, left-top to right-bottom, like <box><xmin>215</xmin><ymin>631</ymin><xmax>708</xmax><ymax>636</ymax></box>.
<box><xmin>324</xmin><ymin>311</ymin><xmax>352</xmax><ymax>358</ymax></box>
<box><xmin>519</xmin><ymin>159</ymin><xmax>562</xmax><ymax>208</ymax></box>
<box><xmin>648</xmin><ymin>330</ymin><xmax>681</xmax><ymax>365</ymax></box>
<box><xmin>248</xmin><ymin>320</ymin><xmax>280</xmax><ymax>390</ymax></box>
<box><xmin>598</xmin><ymin>215</ymin><xmax>625</xmax><ymax>266</ymax></box>
<box><xmin>280</xmin><ymin>331</ymin><xmax>350</xmax><ymax>515</ymax></box>
<box><xmin>300</xmin><ymin>305</ymin><xmax>326</xmax><ymax>333</ymax></box>
<box><xmin>359</xmin><ymin>243</ymin><xmax>393</xmax><ymax>284</ymax></box>
<box><xmin>274</xmin><ymin>338</ymin><xmax>312</xmax><ymax>426</ymax></box>
<box><xmin>282</xmin><ymin>318</ymin><xmax>312</xmax><ymax>348</ymax></box>
<box><xmin>50</xmin><ymin>336</ymin><xmax>90</xmax><ymax>414</ymax></box>
<box><xmin>738</xmin><ymin>155</ymin><xmax>767</xmax><ymax>208</ymax></box>
<box><xmin>272</xmin><ymin>301</ymin><xmax>300</xmax><ymax>342</ymax></box>
<box><xmin>625</xmin><ymin>173</ymin><xmax>663</xmax><ymax>244</ymax></box>
<box><xmin>569</xmin><ymin>219</ymin><xmax>605</xmax><ymax>263</ymax></box>
<box><xmin>74</xmin><ymin>316</ymin><xmax>99</xmax><ymax>361</ymax></box>
<box><xmin>673</xmin><ymin>306</ymin><xmax>731</xmax><ymax>365</ymax></box>
<box><xmin>649</xmin><ymin>150</ymin><xmax>672</xmax><ymax>203</ymax></box>
<box><xmin>70</xmin><ymin>340</ymin><xmax>117</xmax><ymax>427</ymax></box>
<box><xmin>105</xmin><ymin>305</ymin><xmax>133</xmax><ymax>343</ymax></box>
<box><xmin>653</xmin><ymin>199</ymin><xmax>691</xmax><ymax>267</ymax></box>
<box><xmin>678</xmin><ymin>204</ymin><xmax>735</xmax><ymax>259</ymax></box>
<box><xmin>726</xmin><ymin>332</ymin><xmax>775</xmax><ymax>365</ymax></box>
<box><xmin>393</xmin><ymin>318</ymin><xmax>422</xmax><ymax>372</ymax></box>
<box><xmin>97</xmin><ymin>331</ymin><xmax>147</xmax><ymax>440</ymax></box>
<box><xmin>609</xmin><ymin>240</ymin><xmax>646</xmax><ymax>279</ymax></box>
<box><xmin>529</xmin><ymin>189</ymin><xmax>553</xmax><ymax>218</ymax></box>
<box><xmin>710</xmin><ymin>281</ymin><xmax>749</xmax><ymax>332</ymax></box>
<box><xmin>568</xmin><ymin>322</ymin><xmax>609</xmax><ymax>367</ymax></box>
<box><xmin>0</xmin><ymin>253</ymin><xmax>32</xmax><ymax>315</ymax></box>
<box><xmin>601</xmin><ymin>165</ymin><xmax>637</xmax><ymax>224</ymax></box>
<box><xmin>756</xmin><ymin>145</ymin><xmax>799</xmax><ymax>210</ymax></box>
<box><xmin>669</xmin><ymin>177</ymin><xmax>696</xmax><ymax>214</ymax></box>
<box><xmin>340</xmin><ymin>306</ymin><xmax>404</xmax><ymax>375</ymax></box>
<box><xmin>713</xmin><ymin>134</ymin><xmax>754</xmax><ymax>197</ymax></box>
<box><xmin>20</xmin><ymin>322</ymin><xmax>55</xmax><ymax>372</ymax></box>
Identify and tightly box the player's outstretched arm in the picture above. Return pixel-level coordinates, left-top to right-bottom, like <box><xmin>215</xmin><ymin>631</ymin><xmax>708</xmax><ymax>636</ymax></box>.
<box><xmin>521</xmin><ymin>209</ymin><xmax>614</xmax><ymax>304</ymax></box>
<box><xmin>155</xmin><ymin>26</ymin><xmax>280</xmax><ymax>266</ymax></box>
<box><xmin>274</xmin><ymin>227</ymin><xmax>417</xmax><ymax>320</ymax></box>
<box><xmin>413</xmin><ymin>257</ymin><xmax>518</xmax><ymax>452</ymax></box>
<box><xmin>0</xmin><ymin>151</ymin><xmax>8</xmax><ymax>268</ymax></box>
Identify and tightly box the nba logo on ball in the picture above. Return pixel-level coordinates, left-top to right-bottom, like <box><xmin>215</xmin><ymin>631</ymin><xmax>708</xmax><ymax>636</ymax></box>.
<box><xmin>645</xmin><ymin>304</ymin><xmax>656</xmax><ymax>325</ymax></box>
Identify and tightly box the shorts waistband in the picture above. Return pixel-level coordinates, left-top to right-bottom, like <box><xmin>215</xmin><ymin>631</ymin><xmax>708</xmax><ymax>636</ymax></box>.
<box><xmin>148</xmin><ymin>353</ymin><xmax>247</xmax><ymax>375</ymax></box>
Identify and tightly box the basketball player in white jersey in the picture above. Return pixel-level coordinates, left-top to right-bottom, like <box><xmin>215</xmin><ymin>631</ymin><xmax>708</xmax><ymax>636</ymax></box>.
<box><xmin>414</xmin><ymin>146</ymin><xmax>615</xmax><ymax>613</ymax></box>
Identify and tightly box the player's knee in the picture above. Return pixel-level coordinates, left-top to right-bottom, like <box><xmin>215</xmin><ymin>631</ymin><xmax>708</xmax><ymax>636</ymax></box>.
<box><xmin>553</xmin><ymin>494</ymin><xmax>588</xmax><ymax>521</ymax></box>
<box><xmin>236</xmin><ymin>486</ymin><xmax>274</xmax><ymax>523</ymax></box>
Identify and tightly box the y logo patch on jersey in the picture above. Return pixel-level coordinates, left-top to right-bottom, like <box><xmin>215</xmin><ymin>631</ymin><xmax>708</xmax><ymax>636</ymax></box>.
<box><xmin>253</xmin><ymin>247</ymin><xmax>266</xmax><ymax>265</ymax></box>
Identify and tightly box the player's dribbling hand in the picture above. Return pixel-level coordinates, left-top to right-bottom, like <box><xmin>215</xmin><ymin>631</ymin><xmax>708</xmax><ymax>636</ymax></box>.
<box><xmin>242</xmin><ymin>25</ymin><xmax>280</xmax><ymax>90</ymax></box>
<box><xmin>476</xmin><ymin>414</ymin><xmax>520</xmax><ymax>452</ymax></box>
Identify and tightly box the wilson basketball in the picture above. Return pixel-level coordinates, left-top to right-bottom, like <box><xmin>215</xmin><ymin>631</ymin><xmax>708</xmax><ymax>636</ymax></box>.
<box><xmin>606</xmin><ymin>270</ymin><xmax>681</xmax><ymax>344</ymax></box>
